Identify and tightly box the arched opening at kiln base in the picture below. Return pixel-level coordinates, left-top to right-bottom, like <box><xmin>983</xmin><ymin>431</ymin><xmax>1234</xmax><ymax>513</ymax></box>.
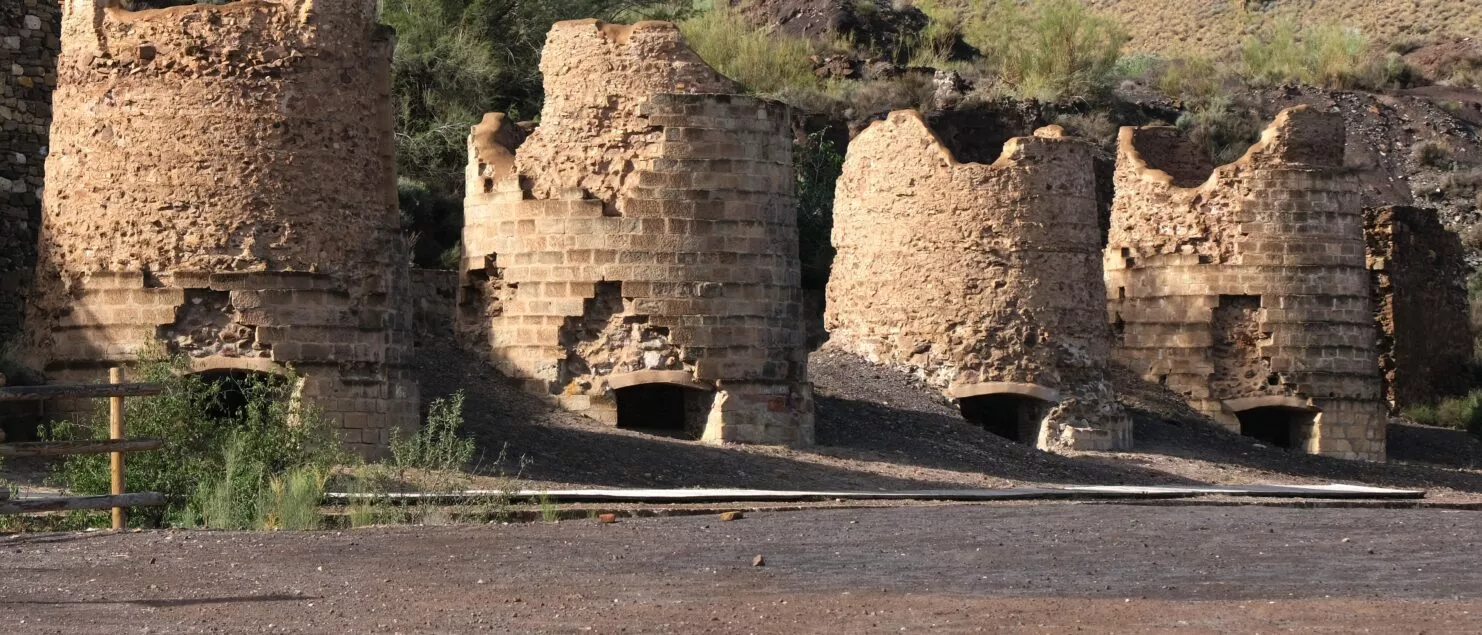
<box><xmin>1236</xmin><ymin>406</ymin><xmax>1317</xmax><ymax>450</ymax></box>
<box><xmin>195</xmin><ymin>369</ymin><xmax>277</xmax><ymax>421</ymax></box>
<box><xmin>614</xmin><ymin>384</ymin><xmax>714</xmax><ymax>440</ymax></box>
<box><xmin>959</xmin><ymin>394</ymin><xmax>1048</xmax><ymax>445</ymax></box>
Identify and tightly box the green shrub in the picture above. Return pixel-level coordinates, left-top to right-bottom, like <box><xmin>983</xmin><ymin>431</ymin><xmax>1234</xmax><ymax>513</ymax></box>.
<box><xmin>1176</xmin><ymin>96</ymin><xmax>1264</xmax><ymax>165</ymax></box>
<box><xmin>907</xmin><ymin>0</ymin><xmax>963</xmax><ymax>68</ymax></box>
<box><xmin>962</xmin><ymin>0</ymin><xmax>1129</xmax><ymax>101</ymax></box>
<box><xmin>391</xmin><ymin>391</ymin><xmax>476</xmax><ymax>473</ymax></box>
<box><xmin>50</xmin><ymin>352</ymin><xmax>343</xmax><ymax>528</ymax></box>
<box><xmin>1239</xmin><ymin>21</ymin><xmax>1411</xmax><ymax>90</ymax></box>
<box><xmin>1408</xmin><ymin>391</ymin><xmax>1482</xmax><ymax>435</ymax></box>
<box><xmin>679</xmin><ymin>6</ymin><xmax>820</xmax><ymax>95</ymax></box>
<box><xmin>1053</xmin><ymin>111</ymin><xmax>1121</xmax><ymax>147</ymax></box>
<box><xmin>795</xmin><ymin>130</ymin><xmax>845</xmax><ymax>290</ymax></box>
<box><xmin>1413</xmin><ymin>140</ymin><xmax>1453</xmax><ymax>168</ymax></box>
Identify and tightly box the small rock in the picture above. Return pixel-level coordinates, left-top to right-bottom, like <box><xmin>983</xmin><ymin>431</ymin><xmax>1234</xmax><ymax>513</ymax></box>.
<box><xmin>719</xmin><ymin>511</ymin><xmax>744</xmax><ymax>522</ymax></box>
<box><xmin>598</xmin><ymin>513</ymin><xmax>617</xmax><ymax>524</ymax></box>
<box><xmin>752</xmin><ymin>555</ymin><xmax>765</xmax><ymax>567</ymax></box>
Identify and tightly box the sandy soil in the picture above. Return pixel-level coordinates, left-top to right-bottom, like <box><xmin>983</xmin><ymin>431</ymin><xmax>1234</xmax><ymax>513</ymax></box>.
<box><xmin>4</xmin><ymin>504</ymin><xmax>1482</xmax><ymax>633</ymax></box>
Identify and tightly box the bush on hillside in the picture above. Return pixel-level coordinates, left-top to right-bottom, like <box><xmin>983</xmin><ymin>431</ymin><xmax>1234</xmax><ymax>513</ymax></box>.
<box><xmin>678</xmin><ymin>5</ymin><xmax>821</xmax><ymax>95</ymax></box>
<box><xmin>1240</xmin><ymin>21</ymin><xmax>1415</xmax><ymax>90</ymax></box>
<box><xmin>961</xmin><ymin>0</ymin><xmax>1129</xmax><ymax>101</ymax></box>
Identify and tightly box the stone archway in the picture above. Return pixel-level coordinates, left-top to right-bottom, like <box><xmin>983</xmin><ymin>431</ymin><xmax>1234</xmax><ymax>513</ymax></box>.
<box><xmin>950</xmin><ymin>383</ymin><xmax>1060</xmax><ymax>445</ymax></box>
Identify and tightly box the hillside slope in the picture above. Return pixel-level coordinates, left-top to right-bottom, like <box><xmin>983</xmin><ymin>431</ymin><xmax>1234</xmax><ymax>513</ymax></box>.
<box><xmin>1086</xmin><ymin>0</ymin><xmax>1482</xmax><ymax>55</ymax></box>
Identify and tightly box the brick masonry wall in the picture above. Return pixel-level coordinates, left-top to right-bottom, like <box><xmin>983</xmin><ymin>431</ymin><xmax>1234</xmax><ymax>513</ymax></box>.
<box><xmin>1107</xmin><ymin>106</ymin><xmax>1388</xmax><ymax>461</ymax></box>
<box><xmin>27</xmin><ymin>1</ymin><xmax>417</xmax><ymax>456</ymax></box>
<box><xmin>0</xmin><ymin>1</ymin><xmax>59</xmax><ymax>350</ymax></box>
<box><xmin>459</xmin><ymin>21</ymin><xmax>812</xmax><ymax>445</ymax></box>
<box><xmin>1366</xmin><ymin>206</ymin><xmax>1472</xmax><ymax>409</ymax></box>
<box><xmin>827</xmin><ymin>111</ymin><xmax>1131</xmax><ymax>451</ymax></box>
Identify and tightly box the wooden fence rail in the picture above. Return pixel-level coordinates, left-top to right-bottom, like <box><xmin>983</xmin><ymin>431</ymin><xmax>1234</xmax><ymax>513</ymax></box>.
<box><xmin>0</xmin><ymin>369</ymin><xmax>166</xmax><ymax>528</ymax></box>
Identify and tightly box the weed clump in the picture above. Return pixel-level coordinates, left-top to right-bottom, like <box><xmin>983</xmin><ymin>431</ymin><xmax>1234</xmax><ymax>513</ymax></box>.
<box><xmin>1405</xmin><ymin>391</ymin><xmax>1482</xmax><ymax>436</ymax></box>
<box><xmin>678</xmin><ymin>6</ymin><xmax>820</xmax><ymax>95</ymax></box>
<box><xmin>49</xmin><ymin>353</ymin><xmax>342</xmax><ymax>528</ymax></box>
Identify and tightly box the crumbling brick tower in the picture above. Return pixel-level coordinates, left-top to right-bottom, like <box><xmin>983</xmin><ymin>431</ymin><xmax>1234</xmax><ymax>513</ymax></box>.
<box><xmin>26</xmin><ymin>0</ymin><xmax>419</xmax><ymax>455</ymax></box>
<box><xmin>459</xmin><ymin>20</ymin><xmax>813</xmax><ymax>444</ymax></box>
<box><xmin>827</xmin><ymin>111</ymin><xmax>1131</xmax><ymax>451</ymax></box>
<box><xmin>1106</xmin><ymin>106</ymin><xmax>1386</xmax><ymax>460</ymax></box>
<box><xmin>1365</xmin><ymin>206</ymin><xmax>1472</xmax><ymax>410</ymax></box>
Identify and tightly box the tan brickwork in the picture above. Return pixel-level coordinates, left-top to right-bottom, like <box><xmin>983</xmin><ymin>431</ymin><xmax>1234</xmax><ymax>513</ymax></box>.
<box><xmin>458</xmin><ymin>20</ymin><xmax>812</xmax><ymax>445</ymax></box>
<box><xmin>1365</xmin><ymin>206</ymin><xmax>1471</xmax><ymax>410</ymax></box>
<box><xmin>826</xmin><ymin>111</ymin><xmax>1131</xmax><ymax>452</ymax></box>
<box><xmin>1106</xmin><ymin>106</ymin><xmax>1387</xmax><ymax>461</ymax></box>
<box><xmin>25</xmin><ymin>0</ymin><xmax>418</xmax><ymax>456</ymax></box>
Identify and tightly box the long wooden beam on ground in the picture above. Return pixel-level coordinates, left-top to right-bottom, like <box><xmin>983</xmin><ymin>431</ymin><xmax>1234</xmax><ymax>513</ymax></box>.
<box><xmin>0</xmin><ymin>492</ymin><xmax>165</xmax><ymax>516</ymax></box>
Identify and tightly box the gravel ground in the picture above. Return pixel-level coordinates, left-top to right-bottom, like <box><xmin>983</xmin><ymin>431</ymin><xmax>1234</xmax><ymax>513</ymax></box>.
<box><xmin>412</xmin><ymin>343</ymin><xmax>1482</xmax><ymax>501</ymax></box>
<box><xmin>4</xmin><ymin>504</ymin><xmax>1482</xmax><ymax>633</ymax></box>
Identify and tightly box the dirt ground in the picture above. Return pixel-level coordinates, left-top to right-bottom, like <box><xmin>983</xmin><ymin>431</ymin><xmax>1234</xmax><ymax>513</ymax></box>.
<box><xmin>4</xmin><ymin>504</ymin><xmax>1482</xmax><ymax>633</ymax></box>
<box><xmin>408</xmin><ymin>343</ymin><xmax>1482</xmax><ymax>502</ymax></box>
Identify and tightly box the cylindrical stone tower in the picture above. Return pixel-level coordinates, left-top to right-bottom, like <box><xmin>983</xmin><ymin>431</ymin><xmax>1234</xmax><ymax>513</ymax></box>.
<box><xmin>27</xmin><ymin>0</ymin><xmax>418</xmax><ymax>455</ymax></box>
<box><xmin>458</xmin><ymin>20</ymin><xmax>813</xmax><ymax>444</ymax></box>
<box><xmin>826</xmin><ymin>111</ymin><xmax>1130</xmax><ymax>451</ymax></box>
<box><xmin>1106</xmin><ymin>105</ymin><xmax>1386</xmax><ymax>460</ymax></box>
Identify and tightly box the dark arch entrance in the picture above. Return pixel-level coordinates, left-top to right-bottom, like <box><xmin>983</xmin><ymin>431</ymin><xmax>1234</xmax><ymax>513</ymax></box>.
<box><xmin>194</xmin><ymin>369</ymin><xmax>275</xmax><ymax>420</ymax></box>
<box><xmin>959</xmin><ymin>394</ymin><xmax>1049</xmax><ymax>445</ymax></box>
<box><xmin>1236</xmin><ymin>406</ymin><xmax>1318</xmax><ymax>450</ymax></box>
<box><xmin>614</xmin><ymin>383</ymin><xmax>715</xmax><ymax>440</ymax></box>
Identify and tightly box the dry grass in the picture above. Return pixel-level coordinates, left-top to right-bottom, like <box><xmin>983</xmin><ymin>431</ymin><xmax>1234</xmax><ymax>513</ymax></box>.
<box><xmin>1080</xmin><ymin>0</ymin><xmax>1482</xmax><ymax>57</ymax></box>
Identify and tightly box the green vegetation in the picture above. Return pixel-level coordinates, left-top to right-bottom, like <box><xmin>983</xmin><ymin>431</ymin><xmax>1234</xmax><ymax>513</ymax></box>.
<box><xmin>678</xmin><ymin>5</ymin><xmax>820</xmax><ymax>95</ymax></box>
<box><xmin>961</xmin><ymin>0</ymin><xmax>1129</xmax><ymax>101</ymax></box>
<box><xmin>36</xmin><ymin>352</ymin><xmax>508</xmax><ymax>531</ymax></box>
<box><xmin>794</xmin><ymin>131</ymin><xmax>845</xmax><ymax>290</ymax></box>
<box><xmin>1404</xmin><ymin>391</ymin><xmax>1482</xmax><ymax>436</ymax></box>
<box><xmin>1240</xmin><ymin>21</ymin><xmax>1413</xmax><ymax>90</ymax></box>
<box><xmin>391</xmin><ymin>392</ymin><xmax>476</xmax><ymax>473</ymax></box>
<box><xmin>49</xmin><ymin>353</ymin><xmax>342</xmax><ymax>528</ymax></box>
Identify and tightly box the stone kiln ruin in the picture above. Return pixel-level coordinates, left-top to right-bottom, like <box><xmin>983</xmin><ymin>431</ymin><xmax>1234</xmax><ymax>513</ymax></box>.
<box><xmin>826</xmin><ymin>111</ymin><xmax>1131</xmax><ymax>451</ymax></box>
<box><xmin>1365</xmin><ymin>206</ymin><xmax>1471</xmax><ymax>410</ymax></box>
<box><xmin>1106</xmin><ymin>106</ymin><xmax>1386</xmax><ymax>461</ymax></box>
<box><xmin>26</xmin><ymin>0</ymin><xmax>418</xmax><ymax>455</ymax></box>
<box><xmin>458</xmin><ymin>20</ymin><xmax>813</xmax><ymax>444</ymax></box>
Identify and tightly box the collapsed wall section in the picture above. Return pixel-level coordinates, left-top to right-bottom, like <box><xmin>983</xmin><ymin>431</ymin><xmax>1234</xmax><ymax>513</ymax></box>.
<box><xmin>458</xmin><ymin>20</ymin><xmax>812</xmax><ymax>445</ymax></box>
<box><xmin>0</xmin><ymin>2</ymin><xmax>60</xmax><ymax>349</ymax></box>
<box><xmin>1365</xmin><ymin>206</ymin><xmax>1471</xmax><ymax>410</ymax></box>
<box><xmin>26</xmin><ymin>0</ymin><xmax>417</xmax><ymax>455</ymax></box>
<box><xmin>826</xmin><ymin>110</ymin><xmax>1130</xmax><ymax>451</ymax></box>
<box><xmin>1106</xmin><ymin>106</ymin><xmax>1387</xmax><ymax>461</ymax></box>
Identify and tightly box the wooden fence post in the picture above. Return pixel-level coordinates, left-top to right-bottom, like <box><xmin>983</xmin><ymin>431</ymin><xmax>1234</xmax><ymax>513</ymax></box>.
<box><xmin>109</xmin><ymin>368</ymin><xmax>125</xmax><ymax>530</ymax></box>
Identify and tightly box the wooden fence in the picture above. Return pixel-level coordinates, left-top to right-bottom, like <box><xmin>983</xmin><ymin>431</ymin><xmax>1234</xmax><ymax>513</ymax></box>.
<box><xmin>0</xmin><ymin>369</ymin><xmax>166</xmax><ymax>528</ymax></box>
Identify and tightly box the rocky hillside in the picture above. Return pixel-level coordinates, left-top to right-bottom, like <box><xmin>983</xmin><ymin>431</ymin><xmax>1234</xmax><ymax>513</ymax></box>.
<box><xmin>1087</xmin><ymin>0</ymin><xmax>1482</xmax><ymax>56</ymax></box>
